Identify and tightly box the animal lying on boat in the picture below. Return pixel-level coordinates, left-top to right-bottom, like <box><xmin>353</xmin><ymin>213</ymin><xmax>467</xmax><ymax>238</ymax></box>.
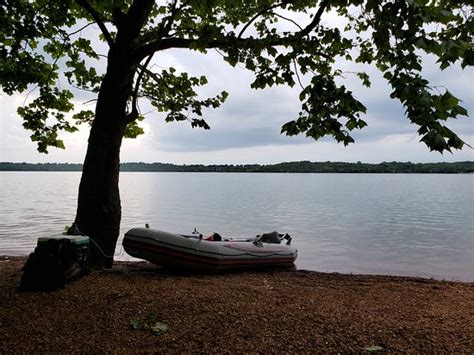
<box><xmin>123</xmin><ymin>228</ymin><xmax>297</xmax><ymax>272</ymax></box>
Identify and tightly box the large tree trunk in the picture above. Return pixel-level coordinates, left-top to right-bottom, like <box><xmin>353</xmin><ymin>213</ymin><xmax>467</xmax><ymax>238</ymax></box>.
<box><xmin>71</xmin><ymin>0</ymin><xmax>154</xmax><ymax>268</ymax></box>
<box><xmin>74</xmin><ymin>118</ymin><xmax>126</xmax><ymax>268</ymax></box>
<box><xmin>74</xmin><ymin>51</ymin><xmax>134</xmax><ymax>268</ymax></box>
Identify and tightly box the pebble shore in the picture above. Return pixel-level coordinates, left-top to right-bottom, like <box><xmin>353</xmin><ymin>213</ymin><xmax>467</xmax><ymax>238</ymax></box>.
<box><xmin>1</xmin><ymin>256</ymin><xmax>473</xmax><ymax>353</ymax></box>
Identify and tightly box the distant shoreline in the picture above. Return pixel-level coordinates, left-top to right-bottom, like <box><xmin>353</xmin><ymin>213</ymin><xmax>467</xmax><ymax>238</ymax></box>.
<box><xmin>0</xmin><ymin>161</ymin><xmax>473</xmax><ymax>173</ymax></box>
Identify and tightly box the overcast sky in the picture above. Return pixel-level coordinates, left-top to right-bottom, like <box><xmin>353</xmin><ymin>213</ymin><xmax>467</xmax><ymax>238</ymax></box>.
<box><xmin>1</xmin><ymin>9</ymin><xmax>473</xmax><ymax>164</ymax></box>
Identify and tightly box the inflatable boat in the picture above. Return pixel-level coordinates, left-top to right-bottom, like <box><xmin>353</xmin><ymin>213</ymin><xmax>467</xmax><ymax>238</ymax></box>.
<box><xmin>123</xmin><ymin>228</ymin><xmax>297</xmax><ymax>272</ymax></box>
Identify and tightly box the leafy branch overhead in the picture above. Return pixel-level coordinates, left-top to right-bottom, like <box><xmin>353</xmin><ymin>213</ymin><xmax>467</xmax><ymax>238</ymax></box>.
<box><xmin>140</xmin><ymin>67</ymin><xmax>228</xmax><ymax>129</ymax></box>
<box><xmin>1</xmin><ymin>0</ymin><xmax>472</xmax><ymax>153</ymax></box>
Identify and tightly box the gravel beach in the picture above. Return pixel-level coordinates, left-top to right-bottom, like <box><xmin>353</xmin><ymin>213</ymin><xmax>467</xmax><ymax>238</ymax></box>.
<box><xmin>1</xmin><ymin>256</ymin><xmax>473</xmax><ymax>353</ymax></box>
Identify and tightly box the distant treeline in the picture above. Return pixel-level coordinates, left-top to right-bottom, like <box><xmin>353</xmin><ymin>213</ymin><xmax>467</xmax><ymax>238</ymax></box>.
<box><xmin>1</xmin><ymin>161</ymin><xmax>473</xmax><ymax>173</ymax></box>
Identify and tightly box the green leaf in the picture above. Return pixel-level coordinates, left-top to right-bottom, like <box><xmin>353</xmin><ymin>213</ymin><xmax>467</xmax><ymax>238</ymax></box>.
<box><xmin>346</xmin><ymin>119</ymin><xmax>357</xmax><ymax>131</ymax></box>
<box><xmin>150</xmin><ymin>322</ymin><xmax>168</xmax><ymax>335</ymax></box>
<box><xmin>55</xmin><ymin>140</ymin><xmax>65</xmax><ymax>149</ymax></box>
<box><xmin>356</xmin><ymin>72</ymin><xmax>371</xmax><ymax>88</ymax></box>
<box><xmin>130</xmin><ymin>320</ymin><xmax>141</xmax><ymax>330</ymax></box>
<box><xmin>358</xmin><ymin>119</ymin><xmax>367</xmax><ymax>129</ymax></box>
<box><xmin>454</xmin><ymin>105</ymin><xmax>468</xmax><ymax>117</ymax></box>
<box><xmin>364</xmin><ymin>345</ymin><xmax>383</xmax><ymax>352</ymax></box>
<box><xmin>441</xmin><ymin>91</ymin><xmax>458</xmax><ymax>107</ymax></box>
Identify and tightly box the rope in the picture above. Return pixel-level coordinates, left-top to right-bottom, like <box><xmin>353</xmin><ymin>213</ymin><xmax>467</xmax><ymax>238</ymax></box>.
<box><xmin>88</xmin><ymin>237</ymin><xmax>115</xmax><ymax>259</ymax></box>
<box><xmin>66</xmin><ymin>223</ymin><xmax>115</xmax><ymax>259</ymax></box>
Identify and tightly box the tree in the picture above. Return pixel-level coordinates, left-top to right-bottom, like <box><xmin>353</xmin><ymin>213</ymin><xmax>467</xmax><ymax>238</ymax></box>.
<box><xmin>1</xmin><ymin>0</ymin><xmax>472</xmax><ymax>267</ymax></box>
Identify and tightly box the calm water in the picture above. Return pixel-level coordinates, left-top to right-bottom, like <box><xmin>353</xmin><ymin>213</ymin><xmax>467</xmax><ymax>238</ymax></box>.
<box><xmin>0</xmin><ymin>172</ymin><xmax>473</xmax><ymax>281</ymax></box>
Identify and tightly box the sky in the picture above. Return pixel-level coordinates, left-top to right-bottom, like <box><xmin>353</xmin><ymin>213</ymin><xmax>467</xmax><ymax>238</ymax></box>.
<box><xmin>1</xmin><ymin>8</ymin><xmax>473</xmax><ymax>165</ymax></box>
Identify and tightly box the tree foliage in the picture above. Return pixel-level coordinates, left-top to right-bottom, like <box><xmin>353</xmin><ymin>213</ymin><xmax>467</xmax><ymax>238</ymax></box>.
<box><xmin>1</xmin><ymin>0</ymin><xmax>472</xmax><ymax>153</ymax></box>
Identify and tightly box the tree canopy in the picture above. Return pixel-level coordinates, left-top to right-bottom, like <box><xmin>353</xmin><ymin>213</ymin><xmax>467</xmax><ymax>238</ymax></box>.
<box><xmin>1</xmin><ymin>0</ymin><xmax>472</xmax><ymax>154</ymax></box>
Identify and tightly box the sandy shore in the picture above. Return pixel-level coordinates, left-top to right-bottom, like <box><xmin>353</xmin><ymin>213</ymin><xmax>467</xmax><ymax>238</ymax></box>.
<box><xmin>1</xmin><ymin>255</ymin><xmax>473</xmax><ymax>353</ymax></box>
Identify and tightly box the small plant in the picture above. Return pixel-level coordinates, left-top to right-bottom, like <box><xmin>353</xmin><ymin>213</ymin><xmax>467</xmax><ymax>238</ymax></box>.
<box><xmin>364</xmin><ymin>345</ymin><xmax>383</xmax><ymax>352</ymax></box>
<box><xmin>130</xmin><ymin>313</ymin><xmax>168</xmax><ymax>336</ymax></box>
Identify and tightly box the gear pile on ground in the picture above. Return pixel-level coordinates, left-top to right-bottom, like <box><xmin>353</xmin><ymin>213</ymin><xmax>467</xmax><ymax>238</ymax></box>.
<box><xmin>19</xmin><ymin>239</ymin><xmax>89</xmax><ymax>292</ymax></box>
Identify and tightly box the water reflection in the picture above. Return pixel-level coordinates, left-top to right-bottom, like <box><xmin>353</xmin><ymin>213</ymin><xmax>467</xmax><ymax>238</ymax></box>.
<box><xmin>1</xmin><ymin>172</ymin><xmax>473</xmax><ymax>281</ymax></box>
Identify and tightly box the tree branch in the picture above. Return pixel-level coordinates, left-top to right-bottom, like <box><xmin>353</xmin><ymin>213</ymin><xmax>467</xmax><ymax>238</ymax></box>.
<box><xmin>137</xmin><ymin>65</ymin><xmax>161</xmax><ymax>83</ymax></box>
<box><xmin>135</xmin><ymin>1</ymin><xmax>333</xmax><ymax>62</ymax></box>
<box><xmin>67</xmin><ymin>22</ymin><xmax>95</xmax><ymax>37</ymax></box>
<box><xmin>138</xmin><ymin>1</ymin><xmax>186</xmax><ymax>46</ymax></box>
<box><xmin>293</xmin><ymin>59</ymin><xmax>305</xmax><ymax>90</ymax></box>
<box><xmin>127</xmin><ymin>53</ymin><xmax>154</xmax><ymax>123</ymax></box>
<box><xmin>273</xmin><ymin>12</ymin><xmax>303</xmax><ymax>31</ymax></box>
<box><xmin>75</xmin><ymin>0</ymin><xmax>114</xmax><ymax>47</ymax></box>
<box><xmin>136</xmin><ymin>35</ymin><xmax>330</xmax><ymax>62</ymax></box>
<box><xmin>120</xmin><ymin>0</ymin><xmax>155</xmax><ymax>41</ymax></box>
<box><xmin>127</xmin><ymin>0</ymin><xmax>179</xmax><ymax>123</ymax></box>
<box><xmin>237</xmin><ymin>0</ymin><xmax>292</xmax><ymax>39</ymax></box>
<box><xmin>299</xmin><ymin>0</ymin><xmax>331</xmax><ymax>37</ymax></box>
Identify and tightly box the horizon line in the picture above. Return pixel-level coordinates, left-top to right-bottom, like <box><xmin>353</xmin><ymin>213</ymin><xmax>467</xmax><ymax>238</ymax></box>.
<box><xmin>1</xmin><ymin>160</ymin><xmax>473</xmax><ymax>165</ymax></box>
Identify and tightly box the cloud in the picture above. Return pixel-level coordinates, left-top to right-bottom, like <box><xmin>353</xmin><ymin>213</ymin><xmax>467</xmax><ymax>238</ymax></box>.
<box><xmin>119</xmin><ymin>132</ymin><xmax>474</xmax><ymax>165</ymax></box>
<box><xmin>1</xmin><ymin>8</ymin><xmax>473</xmax><ymax>164</ymax></box>
<box><xmin>136</xmin><ymin>48</ymin><xmax>473</xmax><ymax>155</ymax></box>
<box><xmin>0</xmin><ymin>94</ymin><xmax>89</xmax><ymax>163</ymax></box>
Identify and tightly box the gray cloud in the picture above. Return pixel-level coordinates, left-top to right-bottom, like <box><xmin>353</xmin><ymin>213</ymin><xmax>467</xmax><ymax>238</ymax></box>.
<box><xmin>135</xmin><ymin>44</ymin><xmax>473</xmax><ymax>154</ymax></box>
<box><xmin>1</xmin><ymin>11</ymin><xmax>473</xmax><ymax>163</ymax></box>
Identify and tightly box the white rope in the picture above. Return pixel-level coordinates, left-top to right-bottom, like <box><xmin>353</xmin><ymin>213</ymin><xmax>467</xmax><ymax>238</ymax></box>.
<box><xmin>67</xmin><ymin>223</ymin><xmax>117</xmax><ymax>259</ymax></box>
<box><xmin>87</xmin><ymin>236</ymin><xmax>115</xmax><ymax>259</ymax></box>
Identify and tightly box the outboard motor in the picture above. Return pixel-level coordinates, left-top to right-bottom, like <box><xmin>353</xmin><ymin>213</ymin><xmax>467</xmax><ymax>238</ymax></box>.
<box><xmin>282</xmin><ymin>233</ymin><xmax>292</xmax><ymax>245</ymax></box>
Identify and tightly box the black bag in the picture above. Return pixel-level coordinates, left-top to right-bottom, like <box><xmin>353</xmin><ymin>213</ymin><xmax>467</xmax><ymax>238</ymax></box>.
<box><xmin>260</xmin><ymin>231</ymin><xmax>282</xmax><ymax>244</ymax></box>
<box><xmin>19</xmin><ymin>238</ymin><xmax>89</xmax><ymax>292</ymax></box>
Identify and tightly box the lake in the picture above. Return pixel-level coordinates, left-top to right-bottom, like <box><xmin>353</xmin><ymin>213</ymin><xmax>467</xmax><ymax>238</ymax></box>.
<box><xmin>0</xmin><ymin>172</ymin><xmax>472</xmax><ymax>281</ymax></box>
